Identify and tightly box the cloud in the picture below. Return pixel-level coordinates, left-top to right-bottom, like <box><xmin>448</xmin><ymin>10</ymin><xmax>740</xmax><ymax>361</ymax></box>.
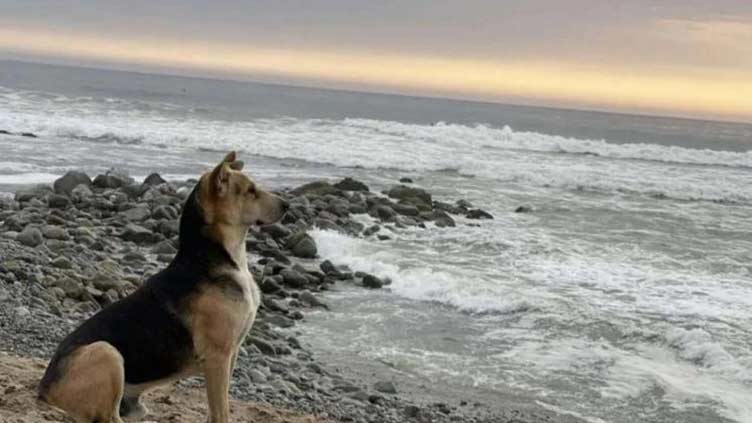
<box><xmin>2</xmin><ymin>24</ymin><xmax>751</xmax><ymax>121</ymax></box>
<box><xmin>1</xmin><ymin>0</ymin><xmax>751</xmax><ymax>120</ymax></box>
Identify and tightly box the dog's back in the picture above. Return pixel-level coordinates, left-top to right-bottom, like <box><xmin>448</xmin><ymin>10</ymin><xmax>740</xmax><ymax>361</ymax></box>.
<box><xmin>38</xmin><ymin>265</ymin><xmax>199</xmax><ymax>403</ymax></box>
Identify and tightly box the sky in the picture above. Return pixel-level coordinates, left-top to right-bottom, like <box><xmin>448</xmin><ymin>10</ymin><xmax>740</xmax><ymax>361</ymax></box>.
<box><xmin>0</xmin><ymin>0</ymin><xmax>751</xmax><ymax>122</ymax></box>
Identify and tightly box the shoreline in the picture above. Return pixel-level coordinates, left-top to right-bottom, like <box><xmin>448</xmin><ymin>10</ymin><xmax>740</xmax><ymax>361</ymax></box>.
<box><xmin>0</xmin><ymin>167</ymin><xmax>575</xmax><ymax>423</ymax></box>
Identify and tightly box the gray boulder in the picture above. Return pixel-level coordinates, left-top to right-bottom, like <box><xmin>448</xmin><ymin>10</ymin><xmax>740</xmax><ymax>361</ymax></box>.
<box><xmin>333</xmin><ymin>177</ymin><xmax>369</xmax><ymax>192</ymax></box>
<box><xmin>42</xmin><ymin>225</ymin><xmax>69</xmax><ymax>240</ymax></box>
<box><xmin>290</xmin><ymin>180</ymin><xmax>341</xmax><ymax>197</ymax></box>
<box><xmin>386</xmin><ymin>185</ymin><xmax>432</xmax><ymax>206</ymax></box>
<box><xmin>371</xmin><ymin>205</ymin><xmax>396</xmax><ymax>221</ymax></box>
<box><xmin>374</xmin><ymin>381</ymin><xmax>397</xmax><ymax>394</ymax></box>
<box><xmin>142</xmin><ymin>173</ymin><xmax>166</xmax><ymax>187</ymax></box>
<box><xmin>362</xmin><ymin>274</ymin><xmax>384</xmax><ymax>289</ymax></box>
<box><xmin>121</xmin><ymin>223</ymin><xmax>153</xmax><ymax>243</ymax></box>
<box><xmin>17</xmin><ymin>226</ymin><xmax>43</xmax><ymax>247</ymax></box>
<box><xmin>48</xmin><ymin>194</ymin><xmax>71</xmax><ymax>209</ymax></box>
<box><xmin>93</xmin><ymin>168</ymin><xmax>134</xmax><ymax>189</ymax></box>
<box><xmin>467</xmin><ymin>209</ymin><xmax>494</xmax><ymax>219</ymax></box>
<box><xmin>288</xmin><ymin>232</ymin><xmax>317</xmax><ymax>258</ymax></box>
<box><xmin>280</xmin><ymin>268</ymin><xmax>309</xmax><ymax>288</ymax></box>
<box><xmin>120</xmin><ymin>205</ymin><xmax>151</xmax><ymax>222</ymax></box>
<box><xmin>53</xmin><ymin>171</ymin><xmax>91</xmax><ymax>196</ymax></box>
<box><xmin>259</xmin><ymin>223</ymin><xmax>291</xmax><ymax>240</ymax></box>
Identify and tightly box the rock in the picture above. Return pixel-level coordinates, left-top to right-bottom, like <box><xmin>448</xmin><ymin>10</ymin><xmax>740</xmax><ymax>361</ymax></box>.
<box><xmin>51</xmin><ymin>256</ymin><xmax>72</xmax><ymax>269</ymax></box>
<box><xmin>259</xmin><ymin>223</ymin><xmax>291</xmax><ymax>240</ymax></box>
<box><xmin>48</xmin><ymin>194</ymin><xmax>71</xmax><ymax>209</ymax></box>
<box><xmin>514</xmin><ymin>205</ymin><xmax>534</xmax><ymax>213</ymax></box>
<box><xmin>56</xmin><ymin>278</ymin><xmax>83</xmax><ymax>298</ymax></box>
<box><xmin>363</xmin><ymin>225</ymin><xmax>380</xmax><ymax>236</ymax></box>
<box><xmin>157</xmin><ymin>220</ymin><xmax>179</xmax><ymax>237</ymax></box>
<box><xmin>151</xmin><ymin>240</ymin><xmax>177</xmax><ymax>255</ymax></box>
<box><xmin>70</xmin><ymin>184</ymin><xmax>94</xmax><ymax>201</ymax></box>
<box><xmin>456</xmin><ymin>199</ymin><xmax>473</xmax><ymax>209</ymax></box>
<box><xmin>91</xmin><ymin>272</ymin><xmax>120</xmax><ymax>291</ymax></box>
<box><xmin>54</xmin><ymin>171</ymin><xmax>92</xmax><ymax>196</ymax></box>
<box><xmin>386</xmin><ymin>185</ymin><xmax>432</xmax><ymax>206</ymax></box>
<box><xmin>431</xmin><ymin>210</ymin><xmax>456</xmax><ymax>227</ymax></box>
<box><xmin>399</xmin><ymin>177</ymin><xmax>414</xmax><ymax>183</ymax></box>
<box><xmin>349</xmin><ymin>390</ymin><xmax>371</xmax><ymax>402</ymax></box>
<box><xmin>123</xmin><ymin>251</ymin><xmax>147</xmax><ymax>263</ymax></box>
<box><xmin>393</xmin><ymin>203</ymin><xmax>420</xmax><ymax>217</ymax></box>
<box><xmin>467</xmin><ymin>209</ymin><xmax>494</xmax><ymax>219</ymax></box>
<box><xmin>266</xmin><ymin>314</ymin><xmax>295</xmax><ymax>328</ymax></box>
<box><xmin>93</xmin><ymin>168</ymin><xmax>134</xmax><ymax>189</ymax></box>
<box><xmin>120</xmin><ymin>205</ymin><xmax>151</xmax><ymax>221</ymax></box>
<box><xmin>319</xmin><ymin>260</ymin><xmax>339</xmax><ymax>275</ymax></box>
<box><xmin>290</xmin><ymin>181</ymin><xmax>341</xmax><ymax>197</ymax></box>
<box><xmin>288</xmin><ymin>232</ymin><xmax>317</xmax><ymax>258</ymax></box>
<box><xmin>42</xmin><ymin>225</ymin><xmax>69</xmax><ymax>240</ymax></box>
<box><xmin>333</xmin><ymin>177</ymin><xmax>369</xmax><ymax>192</ymax></box>
<box><xmin>362</xmin><ymin>274</ymin><xmax>384</xmax><ymax>289</ymax></box>
<box><xmin>263</xmin><ymin>297</ymin><xmax>289</xmax><ymax>313</ymax></box>
<box><xmin>372</xmin><ymin>205</ymin><xmax>396</xmax><ymax>221</ymax></box>
<box><xmin>14</xmin><ymin>184</ymin><xmax>52</xmax><ymax>202</ymax></box>
<box><xmin>260</xmin><ymin>277</ymin><xmax>283</xmax><ymax>294</ymax></box>
<box><xmin>17</xmin><ymin>226</ymin><xmax>43</xmax><ymax>247</ymax></box>
<box><xmin>248</xmin><ymin>337</ymin><xmax>277</xmax><ymax>355</ymax></box>
<box><xmin>142</xmin><ymin>173</ymin><xmax>166</xmax><ymax>187</ymax></box>
<box><xmin>152</xmin><ymin>205</ymin><xmax>177</xmax><ymax>220</ymax></box>
<box><xmin>280</xmin><ymin>268</ymin><xmax>309</xmax><ymax>288</ymax></box>
<box><xmin>404</xmin><ymin>405</ymin><xmax>421</xmax><ymax>418</ymax></box>
<box><xmin>20</xmin><ymin>132</ymin><xmax>37</xmax><ymax>138</ymax></box>
<box><xmin>121</xmin><ymin>223</ymin><xmax>154</xmax><ymax>243</ymax></box>
<box><xmin>299</xmin><ymin>290</ymin><xmax>329</xmax><ymax>309</ymax></box>
<box><xmin>312</xmin><ymin>218</ymin><xmax>340</xmax><ymax>232</ymax></box>
<box><xmin>374</xmin><ymin>381</ymin><xmax>397</xmax><ymax>394</ymax></box>
<box><xmin>248</xmin><ymin>369</ymin><xmax>268</xmax><ymax>383</ymax></box>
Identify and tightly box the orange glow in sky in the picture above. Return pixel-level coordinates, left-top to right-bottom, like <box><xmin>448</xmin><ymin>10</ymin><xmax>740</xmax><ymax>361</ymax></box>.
<box><xmin>1</xmin><ymin>25</ymin><xmax>750</xmax><ymax>122</ymax></box>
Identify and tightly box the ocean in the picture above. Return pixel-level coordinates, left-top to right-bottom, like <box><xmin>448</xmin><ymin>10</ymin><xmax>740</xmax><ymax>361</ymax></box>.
<box><xmin>1</xmin><ymin>60</ymin><xmax>751</xmax><ymax>423</ymax></box>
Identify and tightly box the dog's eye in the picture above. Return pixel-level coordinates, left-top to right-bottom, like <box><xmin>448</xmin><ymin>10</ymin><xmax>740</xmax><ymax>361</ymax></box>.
<box><xmin>247</xmin><ymin>185</ymin><xmax>256</xmax><ymax>196</ymax></box>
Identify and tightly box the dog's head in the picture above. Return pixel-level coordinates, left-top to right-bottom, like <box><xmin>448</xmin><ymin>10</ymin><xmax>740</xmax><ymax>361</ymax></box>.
<box><xmin>197</xmin><ymin>151</ymin><xmax>288</xmax><ymax>228</ymax></box>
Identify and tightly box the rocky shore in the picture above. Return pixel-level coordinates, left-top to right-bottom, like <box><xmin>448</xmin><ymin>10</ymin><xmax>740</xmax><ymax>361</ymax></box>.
<box><xmin>0</xmin><ymin>166</ymin><xmax>557</xmax><ymax>423</ymax></box>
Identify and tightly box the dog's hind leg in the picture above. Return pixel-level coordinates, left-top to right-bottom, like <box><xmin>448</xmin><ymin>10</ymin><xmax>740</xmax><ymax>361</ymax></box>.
<box><xmin>44</xmin><ymin>341</ymin><xmax>125</xmax><ymax>423</ymax></box>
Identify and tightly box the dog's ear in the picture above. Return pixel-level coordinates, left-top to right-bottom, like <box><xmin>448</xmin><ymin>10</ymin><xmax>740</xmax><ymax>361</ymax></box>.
<box><xmin>229</xmin><ymin>160</ymin><xmax>244</xmax><ymax>171</ymax></box>
<box><xmin>210</xmin><ymin>154</ymin><xmax>235</xmax><ymax>196</ymax></box>
<box><xmin>222</xmin><ymin>151</ymin><xmax>237</xmax><ymax>163</ymax></box>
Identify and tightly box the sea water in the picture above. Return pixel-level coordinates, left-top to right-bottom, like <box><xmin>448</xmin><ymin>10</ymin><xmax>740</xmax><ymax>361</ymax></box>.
<box><xmin>1</xmin><ymin>60</ymin><xmax>751</xmax><ymax>423</ymax></box>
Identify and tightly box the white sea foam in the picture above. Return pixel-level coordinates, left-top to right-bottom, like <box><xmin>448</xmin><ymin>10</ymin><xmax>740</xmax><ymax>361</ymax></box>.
<box><xmin>1</xmin><ymin>85</ymin><xmax>752</xmax><ymax>203</ymax></box>
<box><xmin>0</xmin><ymin>172</ymin><xmax>60</xmax><ymax>185</ymax></box>
<box><xmin>311</xmin><ymin>228</ymin><xmax>535</xmax><ymax>314</ymax></box>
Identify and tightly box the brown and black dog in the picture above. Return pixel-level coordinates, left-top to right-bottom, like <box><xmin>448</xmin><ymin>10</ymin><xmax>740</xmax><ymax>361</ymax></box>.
<box><xmin>38</xmin><ymin>152</ymin><xmax>288</xmax><ymax>423</ymax></box>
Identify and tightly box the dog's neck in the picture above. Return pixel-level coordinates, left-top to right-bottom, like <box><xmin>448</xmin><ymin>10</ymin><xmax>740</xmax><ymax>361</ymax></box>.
<box><xmin>174</xmin><ymin>187</ymin><xmax>249</xmax><ymax>272</ymax></box>
<box><xmin>209</xmin><ymin>223</ymin><xmax>249</xmax><ymax>271</ymax></box>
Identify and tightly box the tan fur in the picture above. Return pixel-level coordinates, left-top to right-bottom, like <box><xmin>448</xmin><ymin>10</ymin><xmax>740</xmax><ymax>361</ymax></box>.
<box><xmin>45</xmin><ymin>342</ymin><xmax>125</xmax><ymax>423</ymax></box>
<box><xmin>189</xmin><ymin>285</ymin><xmax>254</xmax><ymax>423</ymax></box>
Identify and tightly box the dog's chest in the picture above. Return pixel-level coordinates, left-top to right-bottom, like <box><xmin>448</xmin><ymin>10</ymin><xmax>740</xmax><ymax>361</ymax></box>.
<box><xmin>228</xmin><ymin>267</ymin><xmax>260</xmax><ymax>341</ymax></box>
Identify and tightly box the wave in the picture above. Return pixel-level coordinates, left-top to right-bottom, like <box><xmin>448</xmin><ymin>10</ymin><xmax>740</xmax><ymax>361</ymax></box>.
<box><xmin>341</xmin><ymin>118</ymin><xmax>752</xmax><ymax>169</ymax></box>
<box><xmin>311</xmin><ymin>228</ymin><xmax>535</xmax><ymax>315</ymax></box>
<box><xmin>2</xmin><ymin>86</ymin><xmax>752</xmax><ymax>204</ymax></box>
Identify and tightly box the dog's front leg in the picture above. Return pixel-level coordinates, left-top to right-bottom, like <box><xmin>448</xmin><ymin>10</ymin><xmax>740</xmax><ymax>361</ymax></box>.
<box><xmin>204</xmin><ymin>352</ymin><xmax>232</xmax><ymax>423</ymax></box>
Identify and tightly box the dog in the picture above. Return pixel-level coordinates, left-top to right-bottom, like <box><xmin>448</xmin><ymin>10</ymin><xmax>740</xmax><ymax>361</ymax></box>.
<box><xmin>37</xmin><ymin>151</ymin><xmax>289</xmax><ymax>423</ymax></box>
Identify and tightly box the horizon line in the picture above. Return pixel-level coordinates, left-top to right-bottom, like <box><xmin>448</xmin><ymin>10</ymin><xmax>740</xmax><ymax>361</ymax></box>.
<box><xmin>2</xmin><ymin>56</ymin><xmax>751</xmax><ymax>127</ymax></box>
